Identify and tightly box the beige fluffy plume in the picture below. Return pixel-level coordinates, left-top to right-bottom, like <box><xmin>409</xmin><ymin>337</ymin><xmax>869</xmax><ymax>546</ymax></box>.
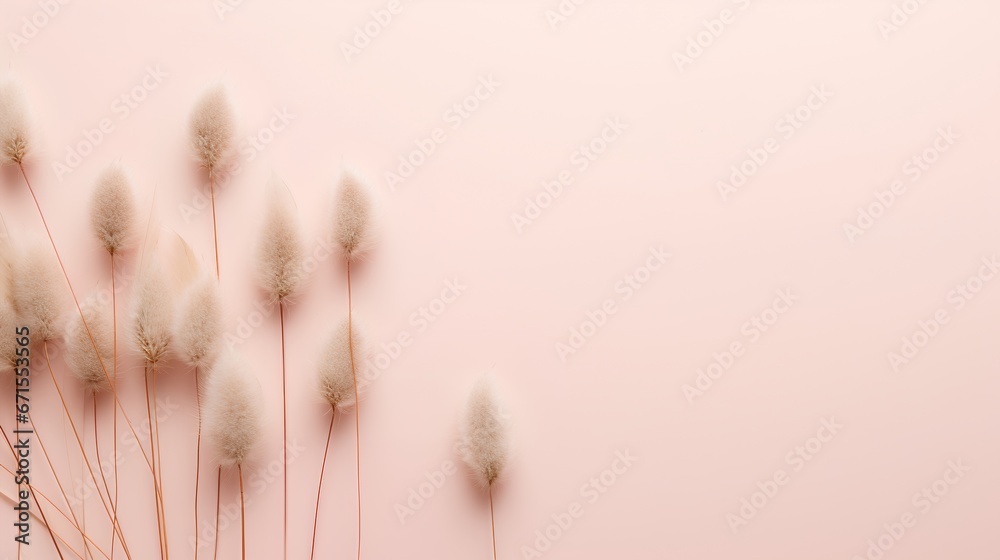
<box><xmin>90</xmin><ymin>163</ymin><xmax>137</xmax><ymax>255</ymax></box>
<box><xmin>0</xmin><ymin>297</ymin><xmax>15</xmax><ymax>373</ymax></box>
<box><xmin>204</xmin><ymin>352</ymin><xmax>264</xmax><ymax>466</ymax></box>
<box><xmin>256</xmin><ymin>176</ymin><xmax>305</xmax><ymax>304</ymax></box>
<box><xmin>460</xmin><ymin>376</ymin><xmax>510</xmax><ymax>487</ymax></box>
<box><xmin>12</xmin><ymin>244</ymin><xmax>64</xmax><ymax>343</ymax></box>
<box><xmin>0</xmin><ymin>78</ymin><xmax>31</xmax><ymax>165</ymax></box>
<box><xmin>189</xmin><ymin>84</ymin><xmax>235</xmax><ymax>173</ymax></box>
<box><xmin>333</xmin><ymin>167</ymin><xmax>375</xmax><ymax>260</ymax></box>
<box><xmin>174</xmin><ymin>276</ymin><xmax>223</xmax><ymax>368</ymax></box>
<box><xmin>133</xmin><ymin>257</ymin><xmax>173</xmax><ymax>364</ymax></box>
<box><xmin>317</xmin><ymin>318</ymin><xmax>364</xmax><ymax>411</ymax></box>
<box><xmin>65</xmin><ymin>301</ymin><xmax>114</xmax><ymax>393</ymax></box>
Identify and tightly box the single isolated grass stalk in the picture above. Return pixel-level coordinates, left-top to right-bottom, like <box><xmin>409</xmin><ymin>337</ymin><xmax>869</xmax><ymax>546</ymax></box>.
<box><xmin>460</xmin><ymin>376</ymin><xmax>511</xmax><ymax>560</ymax></box>
<box><xmin>203</xmin><ymin>352</ymin><xmax>263</xmax><ymax>560</ymax></box>
<box><xmin>255</xmin><ymin>174</ymin><xmax>305</xmax><ymax>559</ymax></box>
<box><xmin>311</xmin><ymin>318</ymin><xmax>363</xmax><ymax>560</ymax></box>
<box><xmin>188</xmin><ymin>84</ymin><xmax>235</xmax><ymax>281</ymax></box>
<box><xmin>332</xmin><ymin>166</ymin><xmax>375</xmax><ymax>560</ymax></box>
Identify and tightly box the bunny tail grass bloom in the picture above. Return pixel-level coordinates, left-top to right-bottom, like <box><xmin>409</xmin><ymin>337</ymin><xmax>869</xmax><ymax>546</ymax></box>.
<box><xmin>65</xmin><ymin>302</ymin><xmax>114</xmax><ymax>393</ymax></box>
<box><xmin>0</xmin><ymin>78</ymin><xmax>31</xmax><ymax>165</ymax></box>
<box><xmin>12</xmin><ymin>244</ymin><xmax>65</xmax><ymax>344</ymax></box>
<box><xmin>188</xmin><ymin>85</ymin><xmax>235</xmax><ymax>174</ymax></box>
<box><xmin>309</xmin><ymin>318</ymin><xmax>364</xmax><ymax>559</ymax></box>
<box><xmin>333</xmin><ymin>167</ymin><xmax>375</xmax><ymax>261</ymax></box>
<box><xmin>133</xmin><ymin>255</ymin><xmax>174</xmax><ymax>558</ymax></box>
<box><xmin>89</xmin><ymin>163</ymin><xmax>137</xmax><ymax>256</ymax></box>
<box><xmin>204</xmin><ymin>352</ymin><xmax>263</xmax><ymax>560</ymax></box>
<box><xmin>255</xmin><ymin>175</ymin><xmax>305</xmax><ymax>560</ymax></box>
<box><xmin>461</xmin><ymin>375</ymin><xmax>510</xmax><ymax>560</ymax></box>
<box><xmin>256</xmin><ymin>176</ymin><xmax>305</xmax><ymax>304</ymax></box>
<box><xmin>0</xmin><ymin>297</ymin><xmax>15</xmax><ymax>372</ymax></box>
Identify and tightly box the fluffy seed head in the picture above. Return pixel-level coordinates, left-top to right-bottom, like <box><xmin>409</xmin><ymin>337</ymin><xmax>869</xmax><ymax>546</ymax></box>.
<box><xmin>0</xmin><ymin>297</ymin><xmax>16</xmax><ymax>373</ymax></box>
<box><xmin>12</xmin><ymin>245</ymin><xmax>64</xmax><ymax>343</ymax></box>
<box><xmin>256</xmin><ymin>177</ymin><xmax>305</xmax><ymax>304</ymax></box>
<box><xmin>65</xmin><ymin>301</ymin><xmax>114</xmax><ymax>393</ymax></box>
<box><xmin>317</xmin><ymin>319</ymin><xmax>363</xmax><ymax>411</ymax></box>
<box><xmin>204</xmin><ymin>352</ymin><xmax>264</xmax><ymax>466</ymax></box>
<box><xmin>90</xmin><ymin>163</ymin><xmax>137</xmax><ymax>255</ymax></box>
<box><xmin>189</xmin><ymin>85</ymin><xmax>235</xmax><ymax>172</ymax></box>
<box><xmin>133</xmin><ymin>258</ymin><xmax>173</xmax><ymax>364</ymax></box>
<box><xmin>333</xmin><ymin>167</ymin><xmax>375</xmax><ymax>260</ymax></box>
<box><xmin>460</xmin><ymin>376</ymin><xmax>509</xmax><ymax>487</ymax></box>
<box><xmin>0</xmin><ymin>79</ymin><xmax>31</xmax><ymax>165</ymax></box>
<box><xmin>174</xmin><ymin>276</ymin><xmax>223</xmax><ymax>368</ymax></box>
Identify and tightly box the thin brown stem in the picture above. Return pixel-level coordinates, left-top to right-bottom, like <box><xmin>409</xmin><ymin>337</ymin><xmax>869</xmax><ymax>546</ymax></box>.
<box><xmin>213</xmin><ymin>467</ymin><xmax>221</xmax><ymax>560</ymax></box>
<box><xmin>93</xmin><ymin>394</ymin><xmax>117</xmax><ymax>560</ymax></box>
<box><xmin>110</xmin><ymin>252</ymin><xmax>118</xmax><ymax>560</ymax></box>
<box><xmin>19</xmin><ymin>164</ymin><xmax>158</xmax><ymax>486</ymax></box>
<box><xmin>144</xmin><ymin>365</ymin><xmax>165</xmax><ymax>560</ymax></box>
<box><xmin>209</xmin><ymin>171</ymin><xmax>220</xmax><ymax>280</ymax></box>
<box><xmin>308</xmin><ymin>408</ymin><xmax>336</xmax><ymax>560</ymax></box>
<box><xmin>238</xmin><ymin>464</ymin><xmax>246</xmax><ymax>560</ymax></box>
<box><xmin>22</xmin><ymin>411</ymin><xmax>83</xmax><ymax>557</ymax></box>
<box><xmin>347</xmin><ymin>258</ymin><xmax>361</xmax><ymax>560</ymax></box>
<box><xmin>42</xmin><ymin>342</ymin><xmax>132</xmax><ymax>560</ymax></box>
<box><xmin>194</xmin><ymin>369</ymin><xmax>202</xmax><ymax>560</ymax></box>
<box><xmin>489</xmin><ymin>485</ymin><xmax>497</xmax><ymax>560</ymax></box>
<box><xmin>279</xmin><ymin>302</ymin><xmax>287</xmax><ymax>560</ymax></box>
<box><xmin>152</xmin><ymin>364</ymin><xmax>170</xmax><ymax>560</ymax></box>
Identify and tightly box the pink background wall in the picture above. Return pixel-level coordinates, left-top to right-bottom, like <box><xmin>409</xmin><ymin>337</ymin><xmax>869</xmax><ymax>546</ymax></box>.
<box><xmin>2</xmin><ymin>1</ymin><xmax>999</xmax><ymax>559</ymax></box>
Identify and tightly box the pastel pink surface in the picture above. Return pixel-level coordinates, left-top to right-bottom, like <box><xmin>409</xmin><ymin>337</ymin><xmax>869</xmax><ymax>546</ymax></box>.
<box><xmin>1</xmin><ymin>1</ymin><xmax>999</xmax><ymax>559</ymax></box>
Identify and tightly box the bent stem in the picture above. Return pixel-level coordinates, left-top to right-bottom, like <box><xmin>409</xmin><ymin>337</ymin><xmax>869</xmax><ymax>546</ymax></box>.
<box><xmin>346</xmin><ymin>258</ymin><xmax>361</xmax><ymax>560</ymax></box>
<box><xmin>308</xmin><ymin>408</ymin><xmax>336</xmax><ymax>560</ymax></box>
<box><xmin>41</xmin><ymin>342</ymin><xmax>132</xmax><ymax>560</ymax></box>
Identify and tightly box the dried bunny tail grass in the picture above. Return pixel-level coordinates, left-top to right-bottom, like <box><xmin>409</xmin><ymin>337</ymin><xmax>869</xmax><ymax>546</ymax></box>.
<box><xmin>133</xmin><ymin>257</ymin><xmax>173</xmax><ymax>364</ymax></box>
<box><xmin>256</xmin><ymin>175</ymin><xmax>305</xmax><ymax>304</ymax></box>
<box><xmin>204</xmin><ymin>352</ymin><xmax>264</xmax><ymax>467</ymax></box>
<box><xmin>174</xmin><ymin>276</ymin><xmax>223</xmax><ymax>368</ymax></box>
<box><xmin>12</xmin><ymin>243</ymin><xmax>65</xmax><ymax>343</ymax></box>
<box><xmin>189</xmin><ymin>84</ymin><xmax>235</xmax><ymax>173</ymax></box>
<box><xmin>461</xmin><ymin>375</ymin><xmax>510</xmax><ymax>487</ymax></box>
<box><xmin>89</xmin><ymin>163</ymin><xmax>137</xmax><ymax>255</ymax></box>
<box><xmin>333</xmin><ymin>166</ymin><xmax>376</xmax><ymax>260</ymax></box>
<box><xmin>317</xmin><ymin>318</ymin><xmax>364</xmax><ymax>412</ymax></box>
<box><xmin>0</xmin><ymin>78</ymin><xmax>31</xmax><ymax>165</ymax></box>
<box><xmin>65</xmin><ymin>300</ymin><xmax>114</xmax><ymax>393</ymax></box>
